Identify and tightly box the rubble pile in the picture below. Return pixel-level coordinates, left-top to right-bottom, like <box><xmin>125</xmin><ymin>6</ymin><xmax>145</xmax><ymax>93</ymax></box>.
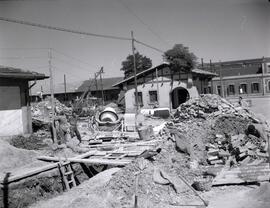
<box><xmin>206</xmin><ymin>132</ymin><xmax>268</xmax><ymax>166</ymax></box>
<box><xmin>174</xmin><ymin>94</ymin><xmax>254</xmax><ymax>120</ymax></box>
<box><xmin>31</xmin><ymin>97</ymin><xmax>72</xmax><ymax>120</ymax></box>
<box><xmin>105</xmin><ymin>139</ymin><xmax>203</xmax><ymax>207</ymax></box>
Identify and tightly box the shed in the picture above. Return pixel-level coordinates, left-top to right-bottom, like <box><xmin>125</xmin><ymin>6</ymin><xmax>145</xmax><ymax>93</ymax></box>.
<box><xmin>0</xmin><ymin>66</ymin><xmax>48</xmax><ymax>136</ymax></box>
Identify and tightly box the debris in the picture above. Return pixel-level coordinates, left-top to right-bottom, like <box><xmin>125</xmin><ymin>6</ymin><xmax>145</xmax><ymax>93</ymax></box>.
<box><xmin>212</xmin><ymin>163</ymin><xmax>270</xmax><ymax>186</ymax></box>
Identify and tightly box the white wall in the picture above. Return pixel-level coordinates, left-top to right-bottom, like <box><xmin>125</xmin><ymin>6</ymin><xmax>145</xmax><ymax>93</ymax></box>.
<box><xmin>125</xmin><ymin>77</ymin><xmax>199</xmax><ymax>112</ymax></box>
<box><xmin>0</xmin><ymin>109</ymin><xmax>24</xmax><ymax>136</ymax></box>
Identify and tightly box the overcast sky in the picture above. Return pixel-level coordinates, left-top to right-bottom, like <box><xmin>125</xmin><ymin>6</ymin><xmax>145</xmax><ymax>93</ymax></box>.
<box><xmin>0</xmin><ymin>0</ymin><xmax>269</xmax><ymax>92</ymax></box>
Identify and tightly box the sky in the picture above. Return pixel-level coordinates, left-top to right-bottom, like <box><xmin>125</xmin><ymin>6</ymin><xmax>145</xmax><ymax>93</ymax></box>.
<box><xmin>0</xmin><ymin>0</ymin><xmax>269</xmax><ymax>93</ymax></box>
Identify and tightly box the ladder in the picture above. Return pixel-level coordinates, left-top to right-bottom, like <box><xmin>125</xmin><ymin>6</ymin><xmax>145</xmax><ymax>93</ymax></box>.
<box><xmin>58</xmin><ymin>161</ymin><xmax>77</xmax><ymax>190</ymax></box>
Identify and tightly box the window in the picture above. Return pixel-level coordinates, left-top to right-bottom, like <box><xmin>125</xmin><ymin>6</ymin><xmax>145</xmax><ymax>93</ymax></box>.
<box><xmin>239</xmin><ymin>83</ymin><xmax>247</xmax><ymax>94</ymax></box>
<box><xmin>268</xmin><ymin>80</ymin><xmax>270</xmax><ymax>91</ymax></box>
<box><xmin>217</xmin><ymin>85</ymin><xmax>221</xmax><ymax>96</ymax></box>
<box><xmin>251</xmin><ymin>83</ymin><xmax>260</xmax><ymax>93</ymax></box>
<box><xmin>134</xmin><ymin>92</ymin><xmax>143</xmax><ymax>106</ymax></box>
<box><xmin>227</xmin><ymin>84</ymin><xmax>235</xmax><ymax>95</ymax></box>
<box><xmin>149</xmin><ymin>90</ymin><xmax>158</xmax><ymax>103</ymax></box>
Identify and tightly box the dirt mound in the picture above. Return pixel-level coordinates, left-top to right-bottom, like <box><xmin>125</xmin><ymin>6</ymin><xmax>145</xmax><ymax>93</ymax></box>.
<box><xmin>0</xmin><ymin>139</ymin><xmax>38</xmax><ymax>175</ymax></box>
<box><xmin>30</xmin><ymin>168</ymin><xmax>121</xmax><ymax>208</ymax></box>
<box><xmin>212</xmin><ymin>115</ymin><xmax>251</xmax><ymax>136</ymax></box>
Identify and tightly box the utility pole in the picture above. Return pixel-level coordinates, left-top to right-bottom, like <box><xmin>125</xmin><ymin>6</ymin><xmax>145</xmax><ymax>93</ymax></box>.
<box><xmin>219</xmin><ymin>60</ymin><xmax>225</xmax><ymax>98</ymax></box>
<box><xmin>49</xmin><ymin>48</ymin><xmax>56</xmax><ymax>143</ymax></box>
<box><xmin>99</xmin><ymin>67</ymin><xmax>105</xmax><ymax>105</ymax></box>
<box><xmin>201</xmin><ymin>58</ymin><xmax>204</xmax><ymax>69</ymax></box>
<box><xmin>64</xmin><ymin>74</ymin><xmax>67</xmax><ymax>102</ymax></box>
<box><xmin>131</xmin><ymin>31</ymin><xmax>139</xmax><ymax>112</ymax></box>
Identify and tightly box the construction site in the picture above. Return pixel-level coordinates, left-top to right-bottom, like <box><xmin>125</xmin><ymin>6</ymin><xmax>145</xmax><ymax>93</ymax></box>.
<box><xmin>1</xmin><ymin>0</ymin><xmax>270</xmax><ymax>207</ymax></box>
<box><xmin>0</xmin><ymin>90</ymin><xmax>270</xmax><ymax>208</ymax></box>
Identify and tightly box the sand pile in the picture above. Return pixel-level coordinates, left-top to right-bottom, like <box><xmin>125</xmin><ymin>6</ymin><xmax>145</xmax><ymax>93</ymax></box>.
<box><xmin>0</xmin><ymin>139</ymin><xmax>38</xmax><ymax>176</ymax></box>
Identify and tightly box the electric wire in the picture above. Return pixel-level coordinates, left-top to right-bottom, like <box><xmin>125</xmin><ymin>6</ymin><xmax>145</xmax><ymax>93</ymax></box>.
<box><xmin>116</xmin><ymin>0</ymin><xmax>170</xmax><ymax>46</ymax></box>
<box><xmin>0</xmin><ymin>16</ymin><xmax>131</xmax><ymax>41</ymax></box>
<box><xmin>134</xmin><ymin>39</ymin><xmax>165</xmax><ymax>53</ymax></box>
<box><xmin>51</xmin><ymin>49</ymin><xmax>97</xmax><ymax>69</ymax></box>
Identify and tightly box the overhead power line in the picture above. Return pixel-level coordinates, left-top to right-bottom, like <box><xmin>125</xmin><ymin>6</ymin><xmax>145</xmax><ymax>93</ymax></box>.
<box><xmin>52</xmin><ymin>49</ymin><xmax>97</xmax><ymax>68</ymax></box>
<box><xmin>116</xmin><ymin>0</ymin><xmax>170</xmax><ymax>46</ymax></box>
<box><xmin>0</xmin><ymin>56</ymin><xmax>46</xmax><ymax>59</ymax></box>
<box><xmin>134</xmin><ymin>39</ymin><xmax>165</xmax><ymax>53</ymax></box>
<box><xmin>0</xmin><ymin>16</ymin><xmax>131</xmax><ymax>41</ymax></box>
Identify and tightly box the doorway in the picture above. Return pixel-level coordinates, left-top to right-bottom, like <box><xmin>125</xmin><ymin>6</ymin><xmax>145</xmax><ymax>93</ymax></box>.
<box><xmin>171</xmin><ymin>87</ymin><xmax>189</xmax><ymax>109</ymax></box>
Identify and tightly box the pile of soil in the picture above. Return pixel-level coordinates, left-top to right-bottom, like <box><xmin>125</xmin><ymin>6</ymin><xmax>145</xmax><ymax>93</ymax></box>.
<box><xmin>0</xmin><ymin>139</ymin><xmax>38</xmax><ymax>175</ymax></box>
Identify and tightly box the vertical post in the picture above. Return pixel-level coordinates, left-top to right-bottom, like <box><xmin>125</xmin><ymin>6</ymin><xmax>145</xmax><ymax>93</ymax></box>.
<box><xmin>219</xmin><ymin>60</ymin><xmax>224</xmax><ymax>98</ymax></box>
<box><xmin>64</xmin><ymin>74</ymin><xmax>67</xmax><ymax>102</ymax></box>
<box><xmin>99</xmin><ymin>67</ymin><xmax>105</xmax><ymax>106</ymax></box>
<box><xmin>156</xmin><ymin>68</ymin><xmax>159</xmax><ymax>105</ymax></box>
<box><xmin>131</xmin><ymin>31</ymin><xmax>139</xmax><ymax>112</ymax></box>
<box><xmin>201</xmin><ymin>58</ymin><xmax>204</xmax><ymax>69</ymax></box>
<box><xmin>3</xmin><ymin>172</ymin><xmax>10</xmax><ymax>208</ymax></box>
<box><xmin>94</xmin><ymin>73</ymin><xmax>98</xmax><ymax>99</ymax></box>
<box><xmin>40</xmin><ymin>85</ymin><xmax>43</xmax><ymax>101</ymax></box>
<box><xmin>262</xmin><ymin>57</ymin><xmax>265</xmax><ymax>96</ymax></box>
<box><xmin>49</xmin><ymin>48</ymin><xmax>56</xmax><ymax>143</ymax></box>
<box><xmin>210</xmin><ymin>59</ymin><xmax>213</xmax><ymax>94</ymax></box>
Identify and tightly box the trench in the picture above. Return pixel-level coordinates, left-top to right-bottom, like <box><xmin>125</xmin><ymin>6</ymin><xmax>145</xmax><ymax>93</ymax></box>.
<box><xmin>0</xmin><ymin>163</ymin><xmax>95</xmax><ymax>208</ymax></box>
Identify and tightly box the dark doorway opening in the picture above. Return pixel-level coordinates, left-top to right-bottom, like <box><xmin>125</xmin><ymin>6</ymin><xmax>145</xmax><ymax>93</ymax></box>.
<box><xmin>171</xmin><ymin>87</ymin><xmax>189</xmax><ymax>109</ymax></box>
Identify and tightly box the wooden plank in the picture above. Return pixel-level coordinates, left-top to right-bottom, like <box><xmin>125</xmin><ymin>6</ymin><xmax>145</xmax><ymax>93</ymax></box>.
<box><xmin>37</xmin><ymin>156</ymin><xmax>131</xmax><ymax>166</ymax></box>
<box><xmin>212</xmin><ymin>163</ymin><xmax>270</xmax><ymax>186</ymax></box>
<box><xmin>0</xmin><ymin>150</ymin><xmax>98</xmax><ymax>184</ymax></box>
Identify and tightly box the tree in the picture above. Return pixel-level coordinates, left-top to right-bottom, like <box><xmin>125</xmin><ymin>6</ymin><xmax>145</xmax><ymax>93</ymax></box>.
<box><xmin>164</xmin><ymin>44</ymin><xmax>197</xmax><ymax>71</ymax></box>
<box><xmin>120</xmin><ymin>52</ymin><xmax>152</xmax><ymax>78</ymax></box>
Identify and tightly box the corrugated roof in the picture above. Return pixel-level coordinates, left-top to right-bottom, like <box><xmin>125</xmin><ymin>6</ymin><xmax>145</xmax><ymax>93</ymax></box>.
<box><xmin>0</xmin><ymin>65</ymin><xmax>48</xmax><ymax>80</ymax></box>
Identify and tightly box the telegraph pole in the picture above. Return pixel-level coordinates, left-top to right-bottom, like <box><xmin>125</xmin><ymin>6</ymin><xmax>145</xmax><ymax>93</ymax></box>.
<box><xmin>219</xmin><ymin>60</ymin><xmax>225</xmax><ymax>98</ymax></box>
<box><xmin>49</xmin><ymin>48</ymin><xmax>56</xmax><ymax>143</ymax></box>
<box><xmin>99</xmin><ymin>67</ymin><xmax>105</xmax><ymax>105</ymax></box>
<box><xmin>64</xmin><ymin>74</ymin><xmax>67</xmax><ymax>102</ymax></box>
<box><xmin>131</xmin><ymin>31</ymin><xmax>139</xmax><ymax>112</ymax></box>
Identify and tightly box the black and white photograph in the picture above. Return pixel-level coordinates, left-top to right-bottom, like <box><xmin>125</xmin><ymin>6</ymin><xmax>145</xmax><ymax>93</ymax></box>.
<box><xmin>0</xmin><ymin>0</ymin><xmax>270</xmax><ymax>207</ymax></box>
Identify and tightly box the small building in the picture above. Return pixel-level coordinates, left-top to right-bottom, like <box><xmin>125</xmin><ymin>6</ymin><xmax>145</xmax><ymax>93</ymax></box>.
<box><xmin>0</xmin><ymin>66</ymin><xmax>48</xmax><ymax>136</ymax></box>
<box><xmin>113</xmin><ymin>63</ymin><xmax>216</xmax><ymax>112</ymax></box>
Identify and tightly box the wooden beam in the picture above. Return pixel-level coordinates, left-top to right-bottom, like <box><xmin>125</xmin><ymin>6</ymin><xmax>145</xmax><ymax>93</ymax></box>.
<box><xmin>0</xmin><ymin>150</ymin><xmax>98</xmax><ymax>184</ymax></box>
<box><xmin>37</xmin><ymin>156</ymin><xmax>131</xmax><ymax>166</ymax></box>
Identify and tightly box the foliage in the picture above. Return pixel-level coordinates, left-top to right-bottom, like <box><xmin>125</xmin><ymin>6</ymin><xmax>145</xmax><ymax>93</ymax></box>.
<box><xmin>164</xmin><ymin>44</ymin><xmax>197</xmax><ymax>71</ymax></box>
<box><xmin>120</xmin><ymin>52</ymin><xmax>152</xmax><ymax>78</ymax></box>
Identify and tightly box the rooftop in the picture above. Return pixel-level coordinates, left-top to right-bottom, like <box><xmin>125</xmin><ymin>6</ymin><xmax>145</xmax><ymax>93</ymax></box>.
<box><xmin>113</xmin><ymin>63</ymin><xmax>216</xmax><ymax>87</ymax></box>
<box><xmin>0</xmin><ymin>65</ymin><xmax>48</xmax><ymax>80</ymax></box>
